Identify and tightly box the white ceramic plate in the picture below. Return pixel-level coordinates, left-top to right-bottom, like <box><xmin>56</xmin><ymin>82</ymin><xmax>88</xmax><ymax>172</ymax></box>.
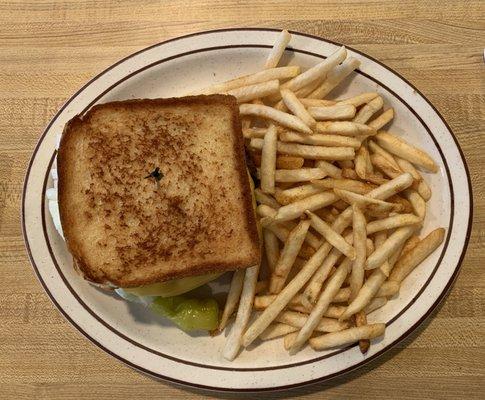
<box><xmin>22</xmin><ymin>28</ymin><xmax>472</xmax><ymax>392</ymax></box>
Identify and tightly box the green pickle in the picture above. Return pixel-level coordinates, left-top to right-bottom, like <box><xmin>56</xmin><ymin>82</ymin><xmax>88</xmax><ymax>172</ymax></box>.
<box><xmin>150</xmin><ymin>295</ymin><xmax>219</xmax><ymax>331</ymax></box>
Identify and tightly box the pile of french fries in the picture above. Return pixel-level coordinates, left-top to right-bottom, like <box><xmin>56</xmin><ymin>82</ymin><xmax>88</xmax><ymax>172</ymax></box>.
<box><xmin>199</xmin><ymin>30</ymin><xmax>446</xmax><ymax>361</ymax></box>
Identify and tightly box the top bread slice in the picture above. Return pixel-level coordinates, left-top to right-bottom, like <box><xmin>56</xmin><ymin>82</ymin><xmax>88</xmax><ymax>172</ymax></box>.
<box><xmin>57</xmin><ymin>95</ymin><xmax>260</xmax><ymax>288</ymax></box>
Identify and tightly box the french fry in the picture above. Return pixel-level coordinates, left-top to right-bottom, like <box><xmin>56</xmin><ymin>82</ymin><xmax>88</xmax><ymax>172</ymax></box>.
<box><xmin>363</xmin><ymin>141</ymin><xmax>374</xmax><ymax>174</ymax></box>
<box><xmin>368</xmin><ymin>108</ymin><xmax>394</xmax><ymax>130</ymax></box>
<box><xmin>325</xmin><ymin>305</ymin><xmax>346</xmax><ymax>319</ymax></box>
<box><xmin>266</xmin><ymin>191</ymin><xmax>340</xmax><ymax>223</ymax></box>
<box><xmin>223</xmin><ymin>264</ymin><xmax>259</xmax><ymax>360</ymax></box>
<box><xmin>332</xmin><ymin>287</ymin><xmax>351</xmax><ymax>303</ymax></box>
<box><xmin>256</xmin><ymin>280</ymin><xmax>269</xmax><ymax>294</ymax></box>
<box><xmin>219</xmin><ymin>269</ymin><xmax>245</xmax><ymax>331</ymax></box>
<box><xmin>265</xmin><ymin>29</ymin><xmax>291</xmax><ymax>68</ymax></box>
<box><xmin>312</xmin><ymin>178</ymin><xmax>374</xmax><ymax>195</ymax></box>
<box><xmin>284</xmin><ymin>269</ymin><xmax>306</xmax><ymax>286</ymax></box>
<box><xmin>308</xmin><ymin>57</ymin><xmax>361</xmax><ymax>99</ymax></box>
<box><xmin>241</xmin><ymin>212</ymin><xmax>352</xmax><ymax>347</ymax></box>
<box><xmin>309</xmin><ymin>323</ymin><xmax>385</xmax><ymax>350</ymax></box>
<box><xmin>263</xmin><ymin>223</ymin><xmax>314</xmax><ymax>255</ymax></box>
<box><xmin>241</xmin><ymin>117</ymin><xmax>251</xmax><ymax>130</ymax></box>
<box><xmin>338</xmin><ymin>160</ymin><xmax>354</xmax><ymax>169</ymax></box>
<box><xmin>276</xmin><ymin>155</ymin><xmax>305</xmax><ymax>169</ymax></box>
<box><xmin>257</xmin><ymin>204</ymin><xmax>287</xmax><ymax>227</ymax></box>
<box><xmin>254</xmin><ymin>153</ymin><xmax>306</xmax><ymax>170</ymax></box>
<box><xmin>338</xmin><ymin>92</ymin><xmax>379</xmax><ymax>107</ymax></box>
<box><xmin>299</xmin><ymin>98</ymin><xmax>337</xmax><ymax>107</ymax></box>
<box><xmin>263</xmin><ymin>229</ymin><xmax>280</xmax><ymax>272</ymax></box>
<box><xmin>281</xmin><ymin>46</ymin><xmax>347</xmax><ymax>93</ymax></box>
<box><xmin>355</xmin><ymin>145</ymin><xmax>368</xmax><ymax>179</ymax></box>
<box><xmin>284</xmin><ymin>332</ymin><xmax>299</xmax><ymax>350</ymax></box>
<box><xmin>342</xmin><ymin>168</ymin><xmax>358</xmax><ymax>180</ymax></box>
<box><xmin>402</xmin><ymin>235</ymin><xmax>420</xmax><ymax>256</ymax></box>
<box><xmin>280</xmin><ymin>130</ymin><xmax>361</xmax><ymax>148</ymax></box>
<box><xmin>365</xmin><ymin>173</ymin><xmax>413</xmax><ymax>200</ymax></box>
<box><xmin>395</xmin><ymin>157</ymin><xmax>421</xmax><ymax>181</ymax></box>
<box><xmin>270</xmin><ymin>77</ymin><xmax>323</xmax><ymax>108</ymax></box>
<box><xmin>276</xmin><ymin>311</ymin><xmax>349</xmax><ymax>332</ymax></box>
<box><xmin>368</xmin><ymin>140</ymin><xmax>400</xmax><ymax>170</ymax></box>
<box><xmin>273</xmin><ymin>98</ymin><xmax>288</xmax><ymax>112</ymax></box>
<box><xmin>260</xmin><ymin>323</ymin><xmax>298</xmax><ymax>340</ymax></box>
<box><xmin>274</xmin><ymin>184</ymin><xmax>323</xmax><ymax>205</ymax></box>
<box><xmin>254</xmin><ymin>188</ymin><xmax>280</xmax><ymax>209</ymax></box>
<box><xmin>365</xmin><ymin>225</ymin><xmax>416</xmax><ymax>270</ymax></box>
<box><xmin>281</xmin><ymin>88</ymin><xmax>317</xmax><ymax>128</ymax></box>
<box><xmin>254</xmin><ymin>294</ymin><xmax>305</xmax><ymax>310</ymax></box>
<box><xmin>374</xmin><ymin>231</ymin><xmax>391</xmax><ymax>276</ymax></box>
<box><xmin>243</xmin><ymin>127</ymin><xmax>267</xmax><ymax>139</ymax></box>
<box><xmin>367</xmin><ymin>237</ymin><xmax>375</xmax><ymax>255</ymax></box>
<box><xmin>366</xmin><ymin>213</ymin><xmax>421</xmax><ymax>235</ymax></box>
<box><xmin>270</xmin><ymin>220</ymin><xmax>311</xmax><ymax>293</ymax></box>
<box><xmin>389</xmin><ymin>228</ymin><xmax>445</xmax><ymax>283</ymax></box>
<box><xmin>379</xmin><ymin>280</ymin><xmax>399</xmax><ymax>297</ymax></box>
<box><xmin>322</xmin><ymin>174</ymin><xmax>408</xmax><ymax>237</ymax></box>
<box><xmin>308</xmin><ymin>105</ymin><xmax>356</xmax><ymax>121</ymax></box>
<box><xmin>258</xmin><ymin>205</ymin><xmax>321</xmax><ymax>252</ymax></box>
<box><xmin>353</xmin><ymin>96</ymin><xmax>384</xmax><ymax>124</ymax></box>
<box><xmin>250</xmin><ymin>138</ymin><xmax>355</xmax><ymax>160</ymax></box>
<box><xmin>302</xmin><ymin>237</ymin><xmax>349</xmax><ymax>308</ymax></box>
<box><xmin>388</xmin><ymin>194</ymin><xmax>414</xmax><ymax>214</ymax></box>
<box><xmin>371</xmin><ymin>153</ymin><xmax>402</xmax><ymax>179</ymax></box>
<box><xmin>289</xmin><ymin>258</ymin><xmax>352</xmax><ymax>353</ymax></box>
<box><xmin>314</xmin><ymin>207</ymin><xmax>337</xmax><ymax>223</ymax></box>
<box><xmin>404</xmin><ymin>189</ymin><xmax>426</xmax><ymax>220</ymax></box>
<box><xmin>315</xmin><ymin>121</ymin><xmax>376</xmax><ymax>136</ymax></box>
<box><xmin>306</xmin><ymin>211</ymin><xmax>356</xmax><ymax>260</ymax></box>
<box><xmin>272</xmin><ymin>168</ymin><xmax>327</xmax><ymax>183</ymax></box>
<box><xmin>364</xmin><ymin>172</ymin><xmax>389</xmax><ymax>186</ymax></box>
<box><xmin>354</xmin><ymin>311</ymin><xmax>370</xmax><ymax>354</ymax></box>
<box><xmin>315</xmin><ymin>160</ymin><xmax>342</xmax><ymax>178</ymax></box>
<box><xmin>300</xmin><ymin>233</ymin><xmax>321</xmax><ymax>254</ymax></box>
<box><xmin>227</xmin><ymin>79</ymin><xmax>280</xmax><ymax>103</ymax></box>
<box><xmin>333</xmin><ymin>188</ymin><xmax>400</xmax><ymax>213</ymax></box>
<box><xmin>364</xmin><ymin>297</ymin><xmax>387</xmax><ymax>314</ymax></box>
<box><xmin>260</xmin><ymin>125</ymin><xmax>278</xmax><ymax>193</ymax></box>
<box><xmin>375</xmin><ymin>131</ymin><xmax>438</xmax><ymax>173</ymax></box>
<box><xmin>388</xmin><ymin>243</ymin><xmax>405</xmax><ymax>270</ymax></box>
<box><xmin>417</xmin><ymin>179</ymin><xmax>432</xmax><ymax>202</ymax></box>
<box><xmin>240</xmin><ymin>104</ymin><xmax>312</xmax><ymax>134</ymax></box>
<box><xmin>198</xmin><ymin>66</ymin><xmax>300</xmax><ymax>94</ymax></box>
<box><xmin>333</xmin><ymin>281</ymin><xmax>398</xmax><ymax>304</ymax></box>
<box><xmin>294</xmin><ymin>77</ymin><xmax>326</xmax><ymax>98</ymax></box>
<box><xmin>350</xmin><ymin>205</ymin><xmax>367</xmax><ymax>301</ymax></box>
<box><xmin>340</xmin><ymin>264</ymin><xmax>389</xmax><ymax>320</ymax></box>
<box><xmin>333</xmin><ymin>199</ymin><xmax>351</xmax><ymax>211</ymax></box>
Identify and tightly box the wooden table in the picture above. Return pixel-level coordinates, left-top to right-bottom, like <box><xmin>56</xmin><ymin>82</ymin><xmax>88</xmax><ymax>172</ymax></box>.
<box><xmin>1</xmin><ymin>1</ymin><xmax>483</xmax><ymax>398</ymax></box>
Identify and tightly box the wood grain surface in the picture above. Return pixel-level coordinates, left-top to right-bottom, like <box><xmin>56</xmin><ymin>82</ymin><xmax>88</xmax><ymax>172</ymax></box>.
<box><xmin>0</xmin><ymin>1</ymin><xmax>484</xmax><ymax>399</ymax></box>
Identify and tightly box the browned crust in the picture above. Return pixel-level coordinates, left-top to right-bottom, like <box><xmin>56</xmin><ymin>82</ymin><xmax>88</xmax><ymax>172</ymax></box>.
<box><xmin>58</xmin><ymin>116</ymin><xmax>87</xmax><ymax>272</ymax></box>
<box><xmin>58</xmin><ymin>95</ymin><xmax>260</xmax><ymax>288</ymax></box>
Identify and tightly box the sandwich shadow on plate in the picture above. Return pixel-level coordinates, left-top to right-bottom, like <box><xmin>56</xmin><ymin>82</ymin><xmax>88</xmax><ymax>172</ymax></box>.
<box><xmin>96</xmin><ymin>283</ymin><xmax>222</xmax><ymax>338</ymax></box>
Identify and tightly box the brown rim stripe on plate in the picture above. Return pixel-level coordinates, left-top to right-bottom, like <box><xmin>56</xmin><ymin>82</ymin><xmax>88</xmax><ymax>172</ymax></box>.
<box><xmin>22</xmin><ymin>28</ymin><xmax>473</xmax><ymax>392</ymax></box>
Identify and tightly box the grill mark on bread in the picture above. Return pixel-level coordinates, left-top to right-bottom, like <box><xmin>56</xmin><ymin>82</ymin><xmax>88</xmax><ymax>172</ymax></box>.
<box><xmin>58</xmin><ymin>95</ymin><xmax>260</xmax><ymax>287</ymax></box>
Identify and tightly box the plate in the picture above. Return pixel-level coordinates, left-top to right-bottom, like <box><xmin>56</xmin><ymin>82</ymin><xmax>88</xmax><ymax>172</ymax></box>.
<box><xmin>22</xmin><ymin>28</ymin><xmax>472</xmax><ymax>392</ymax></box>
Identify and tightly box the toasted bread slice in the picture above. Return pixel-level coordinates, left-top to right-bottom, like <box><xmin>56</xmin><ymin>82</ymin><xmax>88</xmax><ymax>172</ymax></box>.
<box><xmin>58</xmin><ymin>95</ymin><xmax>260</xmax><ymax>288</ymax></box>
